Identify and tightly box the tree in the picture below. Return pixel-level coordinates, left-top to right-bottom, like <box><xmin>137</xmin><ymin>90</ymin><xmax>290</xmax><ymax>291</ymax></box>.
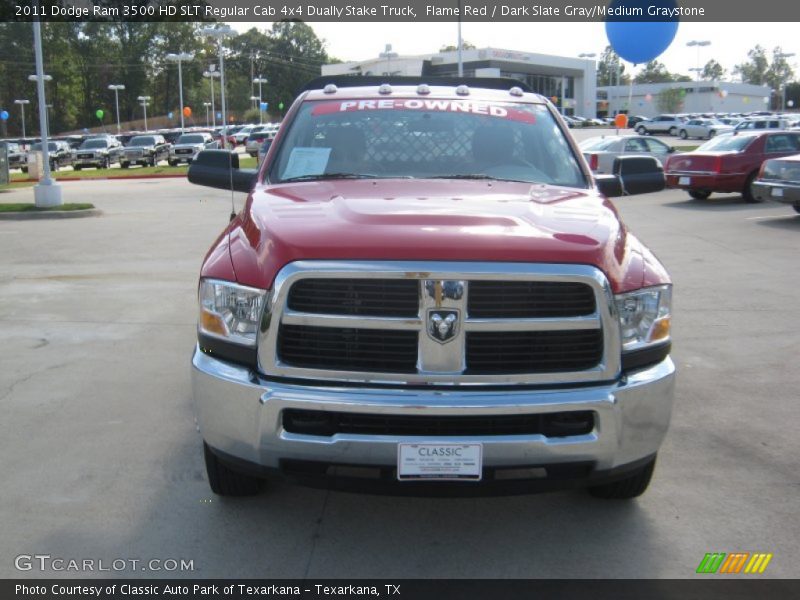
<box><xmin>597</xmin><ymin>45</ymin><xmax>629</xmax><ymax>86</ymax></box>
<box><xmin>656</xmin><ymin>88</ymin><xmax>684</xmax><ymax>113</ymax></box>
<box><xmin>439</xmin><ymin>40</ymin><xmax>476</xmax><ymax>52</ymax></box>
<box><xmin>734</xmin><ymin>45</ymin><xmax>770</xmax><ymax>85</ymax></box>
<box><xmin>702</xmin><ymin>59</ymin><xmax>726</xmax><ymax>81</ymax></box>
<box><xmin>634</xmin><ymin>61</ymin><xmax>673</xmax><ymax>84</ymax></box>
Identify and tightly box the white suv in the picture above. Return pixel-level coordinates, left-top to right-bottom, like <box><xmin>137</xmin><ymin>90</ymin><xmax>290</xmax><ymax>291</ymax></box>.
<box><xmin>636</xmin><ymin>114</ymin><xmax>687</xmax><ymax>136</ymax></box>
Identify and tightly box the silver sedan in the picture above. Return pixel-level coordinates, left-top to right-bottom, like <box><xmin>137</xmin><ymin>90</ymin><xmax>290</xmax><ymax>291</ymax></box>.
<box><xmin>678</xmin><ymin>119</ymin><xmax>734</xmax><ymax>140</ymax></box>
<box><xmin>578</xmin><ymin>135</ymin><xmax>675</xmax><ymax>174</ymax></box>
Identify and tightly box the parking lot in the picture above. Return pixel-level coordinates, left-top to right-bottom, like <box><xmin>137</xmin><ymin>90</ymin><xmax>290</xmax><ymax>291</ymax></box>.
<box><xmin>1</xmin><ymin>178</ymin><xmax>798</xmax><ymax>578</ymax></box>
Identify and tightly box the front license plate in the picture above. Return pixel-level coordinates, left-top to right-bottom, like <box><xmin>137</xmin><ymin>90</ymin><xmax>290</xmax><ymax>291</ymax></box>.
<box><xmin>397</xmin><ymin>443</ymin><xmax>482</xmax><ymax>481</ymax></box>
<box><xmin>771</xmin><ymin>187</ymin><xmax>784</xmax><ymax>197</ymax></box>
<box><xmin>679</xmin><ymin>176</ymin><xmax>691</xmax><ymax>185</ymax></box>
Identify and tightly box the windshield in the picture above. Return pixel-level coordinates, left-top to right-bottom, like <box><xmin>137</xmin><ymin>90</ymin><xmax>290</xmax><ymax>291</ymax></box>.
<box><xmin>81</xmin><ymin>139</ymin><xmax>108</xmax><ymax>149</ymax></box>
<box><xmin>177</xmin><ymin>135</ymin><xmax>204</xmax><ymax>144</ymax></box>
<box><xmin>268</xmin><ymin>99</ymin><xmax>586</xmax><ymax>187</ymax></box>
<box><xmin>129</xmin><ymin>136</ymin><xmax>156</xmax><ymax>146</ymax></box>
<box><xmin>579</xmin><ymin>137</ymin><xmax>619</xmax><ymax>151</ymax></box>
<box><xmin>697</xmin><ymin>135</ymin><xmax>755</xmax><ymax>152</ymax></box>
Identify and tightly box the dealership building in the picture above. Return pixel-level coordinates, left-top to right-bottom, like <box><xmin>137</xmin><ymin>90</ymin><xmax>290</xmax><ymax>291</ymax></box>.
<box><xmin>321</xmin><ymin>47</ymin><xmax>598</xmax><ymax>118</ymax></box>
<box><xmin>597</xmin><ymin>81</ymin><xmax>773</xmax><ymax>118</ymax></box>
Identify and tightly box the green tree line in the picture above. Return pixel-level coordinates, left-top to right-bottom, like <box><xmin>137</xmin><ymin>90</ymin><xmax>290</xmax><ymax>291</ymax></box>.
<box><xmin>0</xmin><ymin>21</ymin><xmax>332</xmax><ymax>136</ymax></box>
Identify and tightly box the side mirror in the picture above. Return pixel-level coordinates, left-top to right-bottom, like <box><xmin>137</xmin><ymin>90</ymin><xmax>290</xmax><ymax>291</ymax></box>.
<box><xmin>188</xmin><ymin>150</ymin><xmax>258</xmax><ymax>193</ymax></box>
<box><xmin>612</xmin><ymin>155</ymin><xmax>665</xmax><ymax>195</ymax></box>
<box><xmin>595</xmin><ymin>174</ymin><xmax>624</xmax><ymax>198</ymax></box>
<box><xmin>668</xmin><ymin>146</ymin><xmax>676</xmax><ymax>153</ymax></box>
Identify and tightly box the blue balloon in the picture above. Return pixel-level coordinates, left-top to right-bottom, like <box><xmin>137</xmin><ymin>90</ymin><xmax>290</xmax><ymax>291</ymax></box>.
<box><xmin>605</xmin><ymin>0</ymin><xmax>679</xmax><ymax>65</ymax></box>
<box><xmin>216</xmin><ymin>112</ymin><xmax>222</xmax><ymax>120</ymax></box>
<box><xmin>260</xmin><ymin>102</ymin><xmax>268</xmax><ymax>111</ymax></box>
<box><xmin>0</xmin><ymin>110</ymin><xmax>8</xmax><ymax>121</ymax></box>
<box><xmin>168</xmin><ymin>112</ymin><xmax>174</xmax><ymax>119</ymax></box>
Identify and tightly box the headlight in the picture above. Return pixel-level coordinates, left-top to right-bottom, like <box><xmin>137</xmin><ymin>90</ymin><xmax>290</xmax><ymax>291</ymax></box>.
<box><xmin>198</xmin><ymin>279</ymin><xmax>267</xmax><ymax>347</ymax></box>
<box><xmin>615</xmin><ymin>285</ymin><xmax>671</xmax><ymax>352</ymax></box>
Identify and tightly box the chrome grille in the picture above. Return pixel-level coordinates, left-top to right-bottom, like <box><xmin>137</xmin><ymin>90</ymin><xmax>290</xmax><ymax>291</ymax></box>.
<box><xmin>258</xmin><ymin>261</ymin><xmax>620</xmax><ymax>386</ymax></box>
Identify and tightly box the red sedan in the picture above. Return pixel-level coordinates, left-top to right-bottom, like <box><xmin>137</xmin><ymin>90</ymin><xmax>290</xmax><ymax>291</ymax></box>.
<box><xmin>665</xmin><ymin>131</ymin><xmax>800</xmax><ymax>202</ymax></box>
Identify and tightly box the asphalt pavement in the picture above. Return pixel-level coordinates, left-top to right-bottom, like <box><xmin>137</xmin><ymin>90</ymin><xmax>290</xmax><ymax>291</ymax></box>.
<box><xmin>0</xmin><ymin>178</ymin><xmax>798</xmax><ymax>578</ymax></box>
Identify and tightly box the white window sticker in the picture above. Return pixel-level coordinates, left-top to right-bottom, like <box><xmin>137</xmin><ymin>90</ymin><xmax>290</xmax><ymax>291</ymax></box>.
<box><xmin>282</xmin><ymin>147</ymin><xmax>332</xmax><ymax>180</ymax></box>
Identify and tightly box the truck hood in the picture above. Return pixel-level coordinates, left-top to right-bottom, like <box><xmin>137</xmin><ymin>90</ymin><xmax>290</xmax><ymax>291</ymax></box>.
<box><xmin>214</xmin><ymin>179</ymin><xmax>648</xmax><ymax>293</ymax></box>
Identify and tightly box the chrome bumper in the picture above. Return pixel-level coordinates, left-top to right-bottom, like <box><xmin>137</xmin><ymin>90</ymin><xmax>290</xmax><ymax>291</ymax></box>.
<box><xmin>192</xmin><ymin>347</ymin><xmax>675</xmax><ymax>473</ymax></box>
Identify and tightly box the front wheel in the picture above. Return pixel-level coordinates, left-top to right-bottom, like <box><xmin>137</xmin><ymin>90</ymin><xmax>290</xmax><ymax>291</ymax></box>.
<box><xmin>168</xmin><ymin>160</ymin><xmax>177</xmax><ymax>167</ymax></box>
<box><xmin>708</xmin><ymin>130</ymin><xmax>717</xmax><ymax>139</ymax></box>
<box><xmin>669</xmin><ymin>126</ymin><xmax>678</xmax><ymax>136</ymax></box>
<box><xmin>688</xmin><ymin>189</ymin><xmax>711</xmax><ymax>200</ymax></box>
<box><xmin>679</xmin><ymin>130</ymin><xmax>688</xmax><ymax>139</ymax></box>
<box><xmin>588</xmin><ymin>456</ymin><xmax>656</xmax><ymax>499</ymax></box>
<box><xmin>73</xmin><ymin>165</ymin><xmax>81</xmax><ymax>171</ymax></box>
<box><xmin>120</xmin><ymin>162</ymin><xmax>129</xmax><ymax>169</ymax></box>
<box><xmin>636</xmin><ymin>126</ymin><xmax>647</xmax><ymax>135</ymax></box>
<box><xmin>742</xmin><ymin>172</ymin><xmax>761</xmax><ymax>203</ymax></box>
<box><xmin>203</xmin><ymin>443</ymin><xmax>263</xmax><ymax>496</ymax></box>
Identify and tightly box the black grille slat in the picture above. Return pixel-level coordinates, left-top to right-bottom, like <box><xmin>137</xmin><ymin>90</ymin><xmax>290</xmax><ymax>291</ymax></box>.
<box><xmin>283</xmin><ymin>409</ymin><xmax>595</xmax><ymax>437</ymax></box>
<box><xmin>466</xmin><ymin>330</ymin><xmax>603</xmax><ymax>373</ymax></box>
<box><xmin>288</xmin><ymin>278</ymin><xmax>419</xmax><ymax>317</ymax></box>
<box><xmin>468</xmin><ymin>281</ymin><xmax>596</xmax><ymax>318</ymax></box>
<box><xmin>278</xmin><ymin>325</ymin><xmax>418</xmax><ymax>373</ymax></box>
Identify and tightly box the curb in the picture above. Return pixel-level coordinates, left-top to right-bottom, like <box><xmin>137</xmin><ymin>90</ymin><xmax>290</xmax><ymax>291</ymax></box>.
<box><xmin>12</xmin><ymin>174</ymin><xmax>187</xmax><ymax>183</ymax></box>
<box><xmin>0</xmin><ymin>208</ymin><xmax>103</xmax><ymax>221</ymax></box>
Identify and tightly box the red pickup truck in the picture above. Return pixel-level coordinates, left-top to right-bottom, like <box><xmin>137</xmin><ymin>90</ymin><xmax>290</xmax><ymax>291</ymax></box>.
<box><xmin>665</xmin><ymin>130</ymin><xmax>800</xmax><ymax>202</ymax></box>
<box><xmin>188</xmin><ymin>77</ymin><xmax>675</xmax><ymax>500</ymax></box>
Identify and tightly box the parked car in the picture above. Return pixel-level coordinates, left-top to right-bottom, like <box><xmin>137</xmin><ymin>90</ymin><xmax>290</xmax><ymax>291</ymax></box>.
<box><xmin>257</xmin><ymin>137</ymin><xmax>272</xmax><ymax>164</ymax></box>
<box><xmin>751</xmin><ymin>152</ymin><xmax>800</xmax><ymax>213</ymax></box>
<box><xmin>734</xmin><ymin>118</ymin><xmax>792</xmax><ymax>132</ymax></box>
<box><xmin>186</xmin><ymin>76</ymin><xmax>674</xmax><ymax>500</ymax></box>
<box><xmin>2</xmin><ymin>141</ymin><xmax>26</xmax><ymax>170</ymax></box>
<box><xmin>579</xmin><ymin>135</ymin><xmax>675</xmax><ymax>173</ymax></box>
<box><xmin>120</xmin><ymin>135</ymin><xmax>170</xmax><ymax>168</ymax></box>
<box><xmin>625</xmin><ymin>115</ymin><xmax>648</xmax><ymax>128</ymax></box>
<box><xmin>678</xmin><ymin>119</ymin><xmax>734</xmax><ymax>140</ymax></box>
<box><xmin>245</xmin><ymin>131</ymin><xmax>273</xmax><ymax>157</ymax></box>
<box><xmin>168</xmin><ymin>133</ymin><xmax>217</xmax><ymax>166</ymax></box>
<box><xmin>665</xmin><ymin>131</ymin><xmax>800</xmax><ymax>202</ymax></box>
<box><xmin>72</xmin><ymin>137</ymin><xmax>123</xmax><ymax>170</ymax></box>
<box><xmin>27</xmin><ymin>140</ymin><xmax>74</xmax><ymax>171</ymax></box>
<box><xmin>636</xmin><ymin>114</ymin><xmax>686</xmax><ymax>136</ymax></box>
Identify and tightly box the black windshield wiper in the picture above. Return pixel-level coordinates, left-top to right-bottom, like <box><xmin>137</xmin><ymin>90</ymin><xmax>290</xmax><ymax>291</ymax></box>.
<box><xmin>428</xmin><ymin>174</ymin><xmax>530</xmax><ymax>183</ymax></box>
<box><xmin>280</xmin><ymin>172</ymin><xmax>381</xmax><ymax>183</ymax></box>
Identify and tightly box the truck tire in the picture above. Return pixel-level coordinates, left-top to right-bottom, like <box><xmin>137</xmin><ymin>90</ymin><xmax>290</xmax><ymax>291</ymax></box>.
<box><xmin>587</xmin><ymin>456</ymin><xmax>656</xmax><ymax>499</ymax></box>
<box><xmin>742</xmin><ymin>172</ymin><xmax>761</xmax><ymax>203</ymax></box>
<box><xmin>121</xmin><ymin>162</ymin><xmax>129</xmax><ymax>169</ymax></box>
<box><xmin>73</xmin><ymin>165</ymin><xmax>81</xmax><ymax>171</ymax></box>
<box><xmin>688</xmin><ymin>189</ymin><xmax>711</xmax><ymax>200</ymax></box>
<box><xmin>203</xmin><ymin>442</ymin><xmax>263</xmax><ymax>496</ymax></box>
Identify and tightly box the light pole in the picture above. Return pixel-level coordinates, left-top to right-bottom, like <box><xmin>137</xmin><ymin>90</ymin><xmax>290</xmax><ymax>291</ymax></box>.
<box><xmin>687</xmin><ymin>40</ymin><xmax>711</xmax><ymax>80</ymax></box>
<box><xmin>28</xmin><ymin>74</ymin><xmax>52</xmax><ymax>136</ymax></box>
<box><xmin>775</xmin><ymin>52</ymin><xmax>796</xmax><ymax>111</ymax></box>
<box><xmin>578</xmin><ymin>53</ymin><xmax>597</xmax><ymax>117</ymax></box>
<box><xmin>203</xmin><ymin>68</ymin><xmax>220</xmax><ymax>128</ymax></box>
<box><xmin>166</xmin><ymin>52</ymin><xmax>193</xmax><ymax>133</ymax></box>
<box><xmin>379</xmin><ymin>44</ymin><xmax>398</xmax><ymax>76</ymax></box>
<box><xmin>14</xmin><ymin>99</ymin><xmax>30</xmax><ymax>138</ymax></box>
<box><xmin>253</xmin><ymin>76</ymin><xmax>267</xmax><ymax>124</ymax></box>
<box><xmin>31</xmin><ymin>18</ymin><xmax>61</xmax><ymax>206</ymax></box>
<box><xmin>137</xmin><ymin>96</ymin><xmax>150</xmax><ymax>131</ymax></box>
<box><xmin>201</xmin><ymin>25</ymin><xmax>235</xmax><ymax>148</ymax></box>
<box><xmin>689</xmin><ymin>67</ymin><xmax>703</xmax><ymax>82</ymax></box>
<box><xmin>250</xmin><ymin>96</ymin><xmax>259</xmax><ymax>117</ymax></box>
<box><xmin>107</xmin><ymin>84</ymin><xmax>125</xmax><ymax>134</ymax></box>
<box><xmin>203</xmin><ymin>102</ymin><xmax>211</xmax><ymax>127</ymax></box>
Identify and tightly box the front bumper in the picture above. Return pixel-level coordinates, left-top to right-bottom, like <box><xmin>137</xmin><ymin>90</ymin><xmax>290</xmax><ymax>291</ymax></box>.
<box><xmin>752</xmin><ymin>180</ymin><xmax>800</xmax><ymax>204</ymax></box>
<box><xmin>170</xmin><ymin>149</ymin><xmax>200</xmax><ymax>163</ymax></box>
<box><xmin>192</xmin><ymin>347</ymin><xmax>675</xmax><ymax>490</ymax></box>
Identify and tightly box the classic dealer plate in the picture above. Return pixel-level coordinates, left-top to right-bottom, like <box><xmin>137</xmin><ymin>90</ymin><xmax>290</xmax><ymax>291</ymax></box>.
<box><xmin>397</xmin><ymin>443</ymin><xmax>482</xmax><ymax>481</ymax></box>
<box><xmin>771</xmin><ymin>187</ymin><xmax>784</xmax><ymax>197</ymax></box>
<box><xmin>679</xmin><ymin>176</ymin><xmax>691</xmax><ymax>185</ymax></box>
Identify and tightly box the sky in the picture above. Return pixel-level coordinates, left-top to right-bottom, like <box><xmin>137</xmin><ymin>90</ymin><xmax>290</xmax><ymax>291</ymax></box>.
<box><xmin>232</xmin><ymin>21</ymin><xmax>799</xmax><ymax>81</ymax></box>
